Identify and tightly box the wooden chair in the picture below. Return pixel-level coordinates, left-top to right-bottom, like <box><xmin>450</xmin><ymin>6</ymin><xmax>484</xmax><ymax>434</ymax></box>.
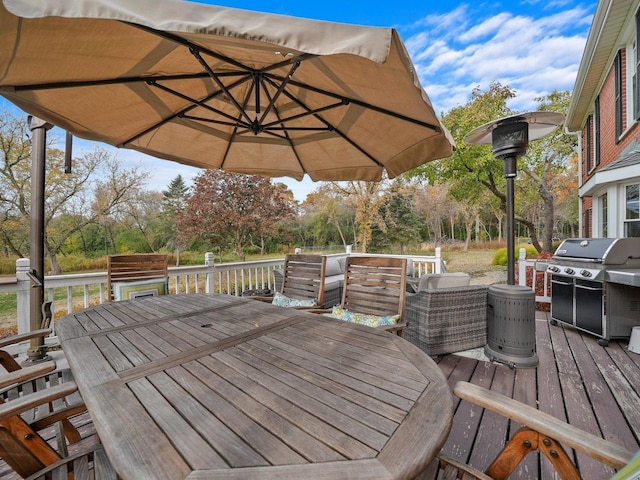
<box><xmin>0</xmin><ymin>359</ymin><xmax>91</xmax><ymax>478</ymax></box>
<box><xmin>0</xmin><ymin>329</ymin><xmax>53</xmax><ymax>373</ymax></box>
<box><xmin>279</xmin><ymin>254</ymin><xmax>328</xmax><ymax>307</ymax></box>
<box><xmin>436</xmin><ymin>381</ymin><xmax>636</xmax><ymax>480</ymax></box>
<box><xmin>252</xmin><ymin>254</ymin><xmax>334</xmax><ymax>308</ymax></box>
<box><xmin>315</xmin><ymin>256</ymin><xmax>407</xmax><ymax>335</ymax></box>
<box><xmin>0</xmin><ymin>328</ymin><xmax>86</xmax><ymax>444</ymax></box>
<box><xmin>107</xmin><ymin>254</ymin><xmax>168</xmax><ymax>301</ymax></box>
<box><xmin>24</xmin><ymin>444</ymin><xmax>120</xmax><ymax>480</ymax></box>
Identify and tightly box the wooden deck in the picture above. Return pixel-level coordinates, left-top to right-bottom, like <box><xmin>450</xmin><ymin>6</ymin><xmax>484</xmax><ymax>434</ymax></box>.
<box><xmin>421</xmin><ymin>311</ymin><xmax>640</xmax><ymax>480</ymax></box>
<box><xmin>2</xmin><ymin>310</ymin><xmax>639</xmax><ymax>479</ymax></box>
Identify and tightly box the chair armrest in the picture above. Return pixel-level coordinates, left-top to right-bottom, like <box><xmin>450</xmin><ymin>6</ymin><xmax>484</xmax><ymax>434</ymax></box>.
<box><xmin>439</xmin><ymin>456</ymin><xmax>494</xmax><ymax>480</ymax></box>
<box><xmin>380</xmin><ymin>321</ymin><xmax>407</xmax><ymax>336</ymax></box>
<box><xmin>454</xmin><ymin>381</ymin><xmax>635</xmax><ymax>469</ymax></box>
<box><xmin>0</xmin><ymin>381</ymin><xmax>79</xmax><ymax>421</ymax></box>
<box><xmin>0</xmin><ymin>360</ymin><xmax>56</xmax><ymax>389</ymax></box>
<box><xmin>305</xmin><ymin>308</ymin><xmax>332</xmax><ymax>314</ymax></box>
<box><xmin>0</xmin><ymin>329</ymin><xmax>51</xmax><ymax>349</ymax></box>
<box><xmin>247</xmin><ymin>296</ymin><xmax>274</xmax><ymax>303</ymax></box>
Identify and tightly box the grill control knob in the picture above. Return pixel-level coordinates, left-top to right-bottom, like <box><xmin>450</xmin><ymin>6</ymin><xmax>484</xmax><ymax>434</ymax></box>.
<box><xmin>549</xmin><ymin>266</ymin><xmax>560</xmax><ymax>273</ymax></box>
<box><xmin>580</xmin><ymin>269</ymin><xmax>592</xmax><ymax>278</ymax></box>
<box><xmin>563</xmin><ymin>267</ymin><xmax>574</xmax><ymax>275</ymax></box>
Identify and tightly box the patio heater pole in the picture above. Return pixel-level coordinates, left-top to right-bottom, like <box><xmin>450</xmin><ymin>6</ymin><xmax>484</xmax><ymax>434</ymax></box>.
<box><xmin>26</xmin><ymin>116</ymin><xmax>52</xmax><ymax>363</ymax></box>
<box><xmin>490</xmin><ymin>120</ymin><xmax>528</xmax><ymax>285</ymax></box>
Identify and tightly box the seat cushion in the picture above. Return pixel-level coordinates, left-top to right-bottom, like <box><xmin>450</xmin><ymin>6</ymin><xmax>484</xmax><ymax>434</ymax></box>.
<box><xmin>112</xmin><ymin>277</ymin><xmax>168</xmax><ymax>301</ymax></box>
<box><xmin>417</xmin><ymin>273</ymin><xmax>470</xmax><ymax>291</ymax></box>
<box><xmin>331</xmin><ymin>306</ymin><xmax>399</xmax><ymax>328</ymax></box>
<box><xmin>325</xmin><ymin>258</ymin><xmax>344</xmax><ymax>277</ymax></box>
<box><xmin>272</xmin><ymin>291</ymin><xmax>317</xmax><ymax>308</ymax></box>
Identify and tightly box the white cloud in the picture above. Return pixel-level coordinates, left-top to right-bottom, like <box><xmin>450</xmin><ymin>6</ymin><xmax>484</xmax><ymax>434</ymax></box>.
<box><xmin>405</xmin><ymin>3</ymin><xmax>593</xmax><ymax>113</ymax></box>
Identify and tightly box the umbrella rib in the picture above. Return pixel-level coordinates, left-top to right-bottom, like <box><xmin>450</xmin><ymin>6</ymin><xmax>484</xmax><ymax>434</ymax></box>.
<box><xmin>6</xmin><ymin>73</ymin><xmax>218</xmax><ymax>92</ymax></box>
<box><xmin>266</xmin><ymin>73</ymin><xmax>443</xmax><ymax>133</ymax></box>
<box><xmin>257</xmin><ymin>59</ymin><xmax>301</xmax><ymax>126</ymax></box>
<box><xmin>263</xmin><ymin>77</ymin><xmax>384</xmax><ymax>168</ymax></box>
<box><xmin>189</xmin><ymin>48</ymin><xmax>253</xmax><ymax>125</ymax></box>
<box><xmin>127</xmin><ymin>21</ymin><xmax>317</xmax><ymax>75</ymax></box>
<box><xmin>121</xmin><ymin>74</ymin><xmax>254</xmax><ymax>146</ymax></box>
<box><xmin>258</xmin><ymin>86</ymin><xmax>306</xmax><ymax>170</ymax></box>
<box><xmin>150</xmin><ymin>80</ymin><xmax>253</xmax><ymax>129</ymax></box>
<box><xmin>261</xmin><ymin>101</ymin><xmax>346</xmax><ymax>129</ymax></box>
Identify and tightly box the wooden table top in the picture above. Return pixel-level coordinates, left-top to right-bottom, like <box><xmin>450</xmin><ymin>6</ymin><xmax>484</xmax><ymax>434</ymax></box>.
<box><xmin>57</xmin><ymin>294</ymin><xmax>453</xmax><ymax>480</ymax></box>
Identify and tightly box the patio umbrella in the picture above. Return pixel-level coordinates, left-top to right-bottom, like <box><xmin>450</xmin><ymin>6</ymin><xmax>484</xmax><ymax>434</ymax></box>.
<box><xmin>0</xmin><ymin>0</ymin><xmax>454</xmax><ymax>347</ymax></box>
<box><xmin>0</xmin><ymin>0</ymin><xmax>454</xmax><ymax>181</ymax></box>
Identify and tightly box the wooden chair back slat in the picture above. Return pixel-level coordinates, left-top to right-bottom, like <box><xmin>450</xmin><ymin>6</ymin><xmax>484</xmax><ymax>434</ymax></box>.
<box><xmin>107</xmin><ymin>254</ymin><xmax>168</xmax><ymax>301</ymax></box>
<box><xmin>281</xmin><ymin>254</ymin><xmax>327</xmax><ymax>306</ymax></box>
<box><xmin>342</xmin><ymin>256</ymin><xmax>407</xmax><ymax>320</ymax></box>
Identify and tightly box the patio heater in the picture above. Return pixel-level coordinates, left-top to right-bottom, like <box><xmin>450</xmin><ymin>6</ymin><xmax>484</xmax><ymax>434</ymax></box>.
<box><xmin>464</xmin><ymin>111</ymin><xmax>563</xmax><ymax>368</ymax></box>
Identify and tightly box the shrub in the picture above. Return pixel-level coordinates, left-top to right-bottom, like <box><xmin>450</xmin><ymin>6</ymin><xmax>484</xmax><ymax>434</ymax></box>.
<box><xmin>492</xmin><ymin>244</ymin><xmax>538</xmax><ymax>266</ymax></box>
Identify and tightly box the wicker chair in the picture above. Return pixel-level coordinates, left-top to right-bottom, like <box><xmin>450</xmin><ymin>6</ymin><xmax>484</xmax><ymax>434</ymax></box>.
<box><xmin>404</xmin><ymin>284</ymin><xmax>489</xmax><ymax>355</ymax></box>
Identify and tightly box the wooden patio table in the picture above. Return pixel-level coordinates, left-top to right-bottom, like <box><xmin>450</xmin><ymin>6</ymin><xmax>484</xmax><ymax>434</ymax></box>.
<box><xmin>57</xmin><ymin>293</ymin><xmax>453</xmax><ymax>480</ymax></box>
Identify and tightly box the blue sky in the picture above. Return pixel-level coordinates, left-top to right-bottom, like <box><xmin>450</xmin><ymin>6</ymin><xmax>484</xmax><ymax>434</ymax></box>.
<box><xmin>2</xmin><ymin>0</ymin><xmax>596</xmax><ymax>200</ymax></box>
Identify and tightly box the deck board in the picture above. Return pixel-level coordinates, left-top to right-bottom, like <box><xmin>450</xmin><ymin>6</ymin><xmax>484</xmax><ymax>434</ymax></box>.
<box><xmin>432</xmin><ymin>311</ymin><xmax>640</xmax><ymax>480</ymax></box>
<box><xmin>2</xmin><ymin>311</ymin><xmax>639</xmax><ymax>479</ymax></box>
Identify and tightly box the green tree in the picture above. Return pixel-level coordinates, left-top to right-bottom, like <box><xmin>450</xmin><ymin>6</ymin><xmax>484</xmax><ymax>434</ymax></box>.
<box><xmin>0</xmin><ymin>110</ymin><xmax>150</xmax><ymax>272</ymax></box>
<box><xmin>370</xmin><ymin>182</ymin><xmax>421</xmax><ymax>254</ymax></box>
<box><xmin>161</xmin><ymin>175</ymin><xmax>191</xmax><ymax>264</ymax></box>
<box><xmin>518</xmin><ymin>90</ymin><xmax>578</xmax><ymax>252</ymax></box>
<box><xmin>301</xmin><ymin>185</ymin><xmax>355</xmax><ymax>249</ymax></box>
<box><xmin>410</xmin><ymin>82</ymin><xmax>577</xmax><ymax>253</ymax></box>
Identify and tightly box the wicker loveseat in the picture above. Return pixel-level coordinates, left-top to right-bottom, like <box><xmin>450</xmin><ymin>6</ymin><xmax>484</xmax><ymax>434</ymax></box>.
<box><xmin>404</xmin><ymin>284</ymin><xmax>490</xmax><ymax>356</ymax></box>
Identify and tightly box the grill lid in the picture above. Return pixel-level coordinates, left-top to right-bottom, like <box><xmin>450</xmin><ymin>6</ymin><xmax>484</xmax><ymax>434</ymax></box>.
<box><xmin>553</xmin><ymin>238</ymin><xmax>640</xmax><ymax>264</ymax></box>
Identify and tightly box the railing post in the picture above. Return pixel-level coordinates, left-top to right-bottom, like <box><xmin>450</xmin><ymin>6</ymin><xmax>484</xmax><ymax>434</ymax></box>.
<box><xmin>518</xmin><ymin>248</ymin><xmax>527</xmax><ymax>286</ymax></box>
<box><xmin>15</xmin><ymin>258</ymin><xmax>31</xmax><ymax>334</ymax></box>
<box><xmin>435</xmin><ymin>247</ymin><xmax>442</xmax><ymax>273</ymax></box>
<box><xmin>205</xmin><ymin>252</ymin><xmax>215</xmax><ymax>294</ymax></box>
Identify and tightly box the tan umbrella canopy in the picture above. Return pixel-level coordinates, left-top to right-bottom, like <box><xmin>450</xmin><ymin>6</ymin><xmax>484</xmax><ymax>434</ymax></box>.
<box><xmin>0</xmin><ymin>0</ymin><xmax>454</xmax><ymax>182</ymax></box>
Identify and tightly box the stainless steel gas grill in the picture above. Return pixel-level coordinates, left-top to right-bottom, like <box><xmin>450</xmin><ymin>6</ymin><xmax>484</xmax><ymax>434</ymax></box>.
<box><xmin>547</xmin><ymin>238</ymin><xmax>640</xmax><ymax>346</ymax></box>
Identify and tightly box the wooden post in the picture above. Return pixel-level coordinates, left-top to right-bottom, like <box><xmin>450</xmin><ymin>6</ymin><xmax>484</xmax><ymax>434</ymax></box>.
<box><xmin>15</xmin><ymin>258</ymin><xmax>31</xmax><ymax>335</ymax></box>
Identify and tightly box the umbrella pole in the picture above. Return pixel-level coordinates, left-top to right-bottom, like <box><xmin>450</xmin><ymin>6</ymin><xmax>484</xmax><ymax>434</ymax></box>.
<box><xmin>26</xmin><ymin>116</ymin><xmax>52</xmax><ymax>364</ymax></box>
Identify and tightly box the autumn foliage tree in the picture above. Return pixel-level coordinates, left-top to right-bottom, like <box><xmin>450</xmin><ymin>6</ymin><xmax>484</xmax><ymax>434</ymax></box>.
<box><xmin>177</xmin><ymin>170</ymin><xmax>296</xmax><ymax>259</ymax></box>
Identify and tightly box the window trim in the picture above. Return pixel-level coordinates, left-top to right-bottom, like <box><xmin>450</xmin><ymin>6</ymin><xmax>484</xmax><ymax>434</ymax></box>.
<box><xmin>585</xmin><ymin>115</ymin><xmax>593</xmax><ymax>172</ymax></box>
<box><xmin>615</xmin><ymin>50</ymin><xmax>624</xmax><ymax>139</ymax></box>
<box><xmin>594</xmin><ymin>96</ymin><xmax>601</xmax><ymax>166</ymax></box>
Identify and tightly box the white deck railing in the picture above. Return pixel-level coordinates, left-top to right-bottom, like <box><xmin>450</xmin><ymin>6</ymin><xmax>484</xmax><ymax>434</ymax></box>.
<box><xmin>517</xmin><ymin>248</ymin><xmax>552</xmax><ymax>306</ymax></box>
<box><xmin>0</xmin><ymin>250</ymin><xmax>448</xmax><ymax>338</ymax></box>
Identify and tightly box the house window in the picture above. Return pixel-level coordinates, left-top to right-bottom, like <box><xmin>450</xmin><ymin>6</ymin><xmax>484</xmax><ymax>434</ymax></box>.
<box><xmin>599</xmin><ymin>194</ymin><xmax>608</xmax><ymax>237</ymax></box>
<box><xmin>625</xmin><ymin>184</ymin><xmax>640</xmax><ymax>237</ymax></box>
<box><xmin>585</xmin><ymin>115</ymin><xmax>593</xmax><ymax>172</ymax></box>
<box><xmin>615</xmin><ymin>50</ymin><xmax>623</xmax><ymax>138</ymax></box>
<box><xmin>594</xmin><ymin>96</ymin><xmax>601</xmax><ymax>166</ymax></box>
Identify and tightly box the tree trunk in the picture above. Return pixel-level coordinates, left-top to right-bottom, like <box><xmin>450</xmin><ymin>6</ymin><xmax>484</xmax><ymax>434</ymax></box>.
<box><xmin>540</xmin><ymin>186</ymin><xmax>555</xmax><ymax>253</ymax></box>
<box><xmin>46</xmin><ymin>243</ymin><xmax>62</xmax><ymax>275</ymax></box>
